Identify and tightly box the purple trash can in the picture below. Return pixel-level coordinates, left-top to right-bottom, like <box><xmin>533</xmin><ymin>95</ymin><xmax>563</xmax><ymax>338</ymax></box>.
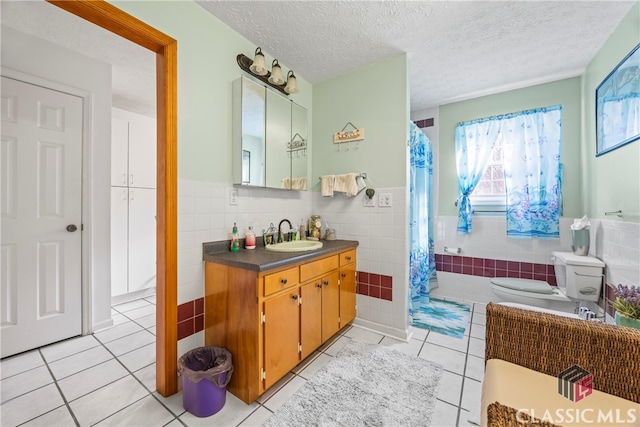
<box><xmin>179</xmin><ymin>347</ymin><xmax>234</xmax><ymax>417</ymax></box>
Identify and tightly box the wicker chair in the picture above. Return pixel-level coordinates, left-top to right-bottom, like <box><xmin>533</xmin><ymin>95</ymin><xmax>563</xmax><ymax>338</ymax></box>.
<box><xmin>483</xmin><ymin>303</ymin><xmax>640</xmax><ymax>426</ymax></box>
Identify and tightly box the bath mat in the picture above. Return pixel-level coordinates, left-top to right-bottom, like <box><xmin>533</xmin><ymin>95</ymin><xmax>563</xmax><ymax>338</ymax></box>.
<box><xmin>263</xmin><ymin>340</ymin><xmax>443</xmax><ymax>427</ymax></box>
<box><xmin>412</xmin><ymin>297</ymin><xmax>471</xmax><ymax>339</ymax></box>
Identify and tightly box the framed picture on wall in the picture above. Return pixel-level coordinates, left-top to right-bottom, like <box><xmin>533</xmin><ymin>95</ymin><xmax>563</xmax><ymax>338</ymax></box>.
<box><xmin>595</xmin><ymin>43</ymin><xmax>640</xmax><ymax>156</ymax></box>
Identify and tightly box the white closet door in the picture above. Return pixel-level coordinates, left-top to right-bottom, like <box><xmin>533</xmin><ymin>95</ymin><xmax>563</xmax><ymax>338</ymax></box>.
<box><xmin>110</xmin><ymin>187</ymin><xmax>128</xmax><ymax>297</ymax></box>
<box><xmin>128</xmin><ymin>114</ymin><xmax>156</xmax><ymax>189</ymax></box>
<box><xmin>110</xmin><ymin>116</ymin><xmax>129</xmax><ymax>187</ymax></box>
<box><xmin>128</xmin><ymin>188</ymin><xmax>156</xmax><ymax>292</ymax></box>
<box><xmin>1</xmin><ymin>76</ymin><xmax>83</xmax><ymax>357</ymax></box>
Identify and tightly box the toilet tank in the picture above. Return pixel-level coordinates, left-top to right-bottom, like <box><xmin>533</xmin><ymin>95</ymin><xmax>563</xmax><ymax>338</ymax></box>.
<box><xmin>552</xmin><ymin>251</ymin><xmax>604</xmax><ymax>302</ymax></box>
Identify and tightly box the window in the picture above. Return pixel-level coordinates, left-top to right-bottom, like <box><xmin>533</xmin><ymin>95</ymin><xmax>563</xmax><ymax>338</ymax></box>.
<box><xmin>469</xmin><ymin>133</ymin><xmax>505</xmax><ymax>206</ymax></box>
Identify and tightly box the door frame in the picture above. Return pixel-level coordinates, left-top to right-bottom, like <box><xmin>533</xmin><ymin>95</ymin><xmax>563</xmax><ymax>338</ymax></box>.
<box><xmin>47</xmin><ymin>0</ymin><xmax>178</xmax><ymax>397</ymax></box>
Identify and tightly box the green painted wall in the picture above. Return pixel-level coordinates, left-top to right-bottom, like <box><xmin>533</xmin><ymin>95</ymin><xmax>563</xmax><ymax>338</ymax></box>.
<box><xmin>312</xmin><ymin>55</ymin><xmax>409</xmax><ymax>188</ymax></box>
<box><xmin>111</xmin><ymin>1</ymin><xmax>312</xmax><ymax>183</ymax></box>
<box><xmin>581</xmin><ymin>2</ymin><xmax>640</xmax><ymax>222</ymax></box>
<box><xmin>438</xmin><ymin>78</ymin><xmax>582</xmax><ymax>217</ymax></box>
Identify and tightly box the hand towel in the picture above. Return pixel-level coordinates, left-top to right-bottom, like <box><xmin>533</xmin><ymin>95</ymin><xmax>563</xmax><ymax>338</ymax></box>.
<box><xmin>292</xmin><ymin>177</ymin><xmax>307</xmax><ymax>190</ymax></box>
<box><xmin>334</xmin><ymin>173</ymin><xmax>358</xmax><ymax>197</ymax></box>
<box><xmin>281</xmin><ymin>177</ymin><xmax>291</xmax><ymax>189</ymax></box>
<box><xmin>321</xmin><ymin>175</ymin><xmax>335</xmax><ymax>197</ymax></box>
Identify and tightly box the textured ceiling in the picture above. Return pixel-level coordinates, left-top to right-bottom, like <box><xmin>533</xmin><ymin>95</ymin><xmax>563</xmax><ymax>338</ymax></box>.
<box><xmin>2</xmin><ymin>1</ymin><xmax>635</xmax><ymax>116</ymax></box>
<box><xmin>198</xmin><ymin>0</ymin><xmax>636</xmax><ymax>111</ymax></box>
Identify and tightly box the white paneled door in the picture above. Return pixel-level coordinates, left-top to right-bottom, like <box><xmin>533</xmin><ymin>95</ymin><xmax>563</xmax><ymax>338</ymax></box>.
<box><xmin>1</xmin><ymin>76</ymin><xmax>83</xmax><ymax>358</ymax></box>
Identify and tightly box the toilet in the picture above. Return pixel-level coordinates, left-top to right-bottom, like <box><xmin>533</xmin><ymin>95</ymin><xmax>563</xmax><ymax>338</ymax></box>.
<box><xmin>490</xmin><ymin>251</ymin><xmax>605</xmax><ymax>313</ymax></box>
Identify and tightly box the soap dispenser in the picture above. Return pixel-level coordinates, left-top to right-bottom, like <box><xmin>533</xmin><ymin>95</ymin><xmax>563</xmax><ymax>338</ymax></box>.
<box><xmin>230</xmin><ymin>223</ymin><xmax>240</xmax><ymax>252</ymax></box>
<box><xmin>245</xmin><ymin>226</ymin><xmax>256</xmax><ymax>250</ymax></box>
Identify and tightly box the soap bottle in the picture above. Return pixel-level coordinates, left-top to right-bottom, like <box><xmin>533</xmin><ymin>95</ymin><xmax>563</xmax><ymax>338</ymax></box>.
<box><xmin>245</xmin><ymin>226</ymin><xmax>256</xmax><ymax>250</ymax></box>
<box><xmin>299</xmin><ymin>219</ymin><xmax>306</xmax><ymax>240</ymax></box>
<box><xmin>230</xmin><ymin>223</ymin><xmax>240</xmax><ymax>252</ymax></box>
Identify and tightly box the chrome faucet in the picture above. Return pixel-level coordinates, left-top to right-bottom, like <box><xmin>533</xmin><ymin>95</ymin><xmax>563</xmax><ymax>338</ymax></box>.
<box><xmin>278</xmin><ymin>219</ymin><xmax>293</xmax><ymax>243</ymax></box>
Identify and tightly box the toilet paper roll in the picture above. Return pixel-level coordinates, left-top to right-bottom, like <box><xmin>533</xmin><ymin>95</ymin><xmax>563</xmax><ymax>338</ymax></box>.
<box><xmin>444</xmin><ymin>246</ymin><xmax>461</xmax><ymax>255</ymax></box>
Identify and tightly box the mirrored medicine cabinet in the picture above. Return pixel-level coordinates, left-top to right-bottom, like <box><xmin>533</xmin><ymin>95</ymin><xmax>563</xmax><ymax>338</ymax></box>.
<box><xmin>232</xmin><ymin>76</ymin><xmax>308</xmax><ymax>190</ymax></box>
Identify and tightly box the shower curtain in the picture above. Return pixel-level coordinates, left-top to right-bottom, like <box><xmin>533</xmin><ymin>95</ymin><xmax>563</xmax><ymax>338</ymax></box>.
<box><xmin>408</xmin><ymin>122</ymin><xmax>436</xmax><ymax>318</ymax></box>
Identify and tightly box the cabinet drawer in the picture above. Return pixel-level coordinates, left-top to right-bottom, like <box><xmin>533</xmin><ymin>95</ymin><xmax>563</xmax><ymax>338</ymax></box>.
<box><xmin>264</xmin><ymin>267</ymin><xmax>299</xmax><ymax>296</ymax></box>
<box><xmin>300</xmin><ymin>255</ymin><xmax>339</xmax><ymax>282</ymax></box>
<box><xmin>340</xmin><ymin>249</ymin><xmax>356</xmax><ymax>266</ymax></box>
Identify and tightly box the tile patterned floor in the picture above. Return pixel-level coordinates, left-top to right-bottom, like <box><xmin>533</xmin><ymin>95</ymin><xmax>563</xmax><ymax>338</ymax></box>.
<box><xmin>0</xmin><ymin>296</ymin><xmax>486</xmax><ymax>427</ymax></box>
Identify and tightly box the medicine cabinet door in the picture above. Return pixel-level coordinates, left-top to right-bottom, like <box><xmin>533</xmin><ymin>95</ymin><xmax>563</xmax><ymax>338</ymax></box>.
<box><xmin>290</xmin><ymin>102</ymin><xmax>308</xmax><ymax>188</ymax></box>
<box><xmin>233</xmin><ymin>77</ymin><xmax>265</xmax><ymax>187</ymax></box>
<box><xmin>265</xmin><ymin>90</ymin><xmax>291</xmax><ymax>189</ymax></box>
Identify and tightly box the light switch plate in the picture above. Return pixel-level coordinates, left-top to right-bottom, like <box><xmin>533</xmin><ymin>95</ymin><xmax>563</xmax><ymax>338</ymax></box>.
<box><xmin>229</xmin><ymin>188</ymin><xmax>238</xmax><ymax>205</ymax></box>
<box><xmin>379</xmin><ymin>193</ymin><xmax>392</xmax><ymax>207</ymax></box>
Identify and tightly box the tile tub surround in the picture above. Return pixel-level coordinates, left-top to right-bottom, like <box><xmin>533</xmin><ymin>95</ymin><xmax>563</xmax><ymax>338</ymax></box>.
<box><xmin>433</xmin><ymin>215</ymin><xmax>639</xmax><ymax>314</ymax></box>
<box><xmin>435</xmin><ymin>254</ymin><xmax>557</xmax><ymax>285</ymax></box>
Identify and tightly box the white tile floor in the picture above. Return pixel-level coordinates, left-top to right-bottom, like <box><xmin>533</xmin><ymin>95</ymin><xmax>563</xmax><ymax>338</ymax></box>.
<box><xmin>0</xmin><ymin>297</ymin><xmax>486</xmax><ymax>427</ymax></box>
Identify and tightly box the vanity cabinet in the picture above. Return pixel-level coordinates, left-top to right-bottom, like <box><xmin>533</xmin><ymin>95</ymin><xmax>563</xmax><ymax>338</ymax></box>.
<box><xmin>204</xmin><ymin>246</ymin><xmax>357</xmax><ymax>403</ymax></box>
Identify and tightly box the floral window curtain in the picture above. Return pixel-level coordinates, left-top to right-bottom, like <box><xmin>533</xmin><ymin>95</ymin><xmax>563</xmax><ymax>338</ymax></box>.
<box><xmin>454</xmin><ymin>119</ymin><xmax>501</xmax><ymax>233</ymax></box>
<box><xmin>501</xmin><ymin>105</ymin><xmax>563</xmax><ymax>238</ymax></box>
<box><xmin>409</xmin><ymin>122</ymin><xmax>435</xmax><ymax>314</ymax></box>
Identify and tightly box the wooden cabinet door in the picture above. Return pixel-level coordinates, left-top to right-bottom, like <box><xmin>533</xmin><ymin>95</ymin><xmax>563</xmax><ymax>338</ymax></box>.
<box><xmin>264</xmin><ymin>289</ymin><xmax>300</xmax><ymax>389</ymax></box>
<box><xmin>339</xmin><ymin>264</ymin><xmax>357</xmax><ymax>327</ymax></box>
<box><xmin>321</xmin><ymin>270</ymin><xmax>340</xmax><ymax>342</ymax></box>
<box><xmin>300</xmin><ymin>280</ymin><xmax>322</xmax><ymax>360</ymax></box>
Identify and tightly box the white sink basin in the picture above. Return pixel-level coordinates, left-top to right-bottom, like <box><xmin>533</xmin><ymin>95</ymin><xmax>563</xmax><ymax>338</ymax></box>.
<box><xmin>265</xmin><ymin>240</ymin><xmax>324</xmax><ymax>253</ymax></box>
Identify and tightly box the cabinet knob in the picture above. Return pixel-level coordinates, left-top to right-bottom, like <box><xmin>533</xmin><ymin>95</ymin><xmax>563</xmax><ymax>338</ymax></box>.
<box><xmin>341</xmin><ymin>273</ymin><xmax>346</xmax><ymax>278</ymax></box>
<box><xmin>291</xmin><ymin>294</ymin><xmax>299</xmax><ymax>300</ymax></box>
<box><xmin>323</xmin><ymin>280</ymin><xmax>329</xmax><ymax>286</ymax></box>
<box><xmin>281</xmin><ymin>278</ymin><xmax>288</xmax><ymax>285</ymax></box>
<box><xmin>346</xmin><ymin>256</ymin><xmax>352</xmax><ymax>261</ymax></box>
<box><xmin>316</xmin><ymin>283</ymin><xmax>322</xmax><ymax>288</ymax></box>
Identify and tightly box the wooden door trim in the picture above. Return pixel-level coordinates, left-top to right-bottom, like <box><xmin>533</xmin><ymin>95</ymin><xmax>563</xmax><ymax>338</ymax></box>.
<box><xmin>47</xmin><ymin>0</ymin><xmax>178</xmax><ymax>397</ymax></box>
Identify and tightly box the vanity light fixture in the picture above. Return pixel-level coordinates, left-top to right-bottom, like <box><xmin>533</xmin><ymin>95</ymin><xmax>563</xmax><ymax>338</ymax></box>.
<box><xmin>236</xmin><ymin>47</ymin><xmax>299</xmax><ymax>96</ymax></box>
<box><xmin>284</xmin><ymin>70</ymin><xmax>299</xmax><ymax>94</ymax></box>
<box><xmin>249</xmin><ymin>47</ymin><xmax>268</xmax><ymax>76</ymax></box>
<box><xmin>268</xmin><ymin>59</ymin><xmax>284</xmax><ymax>85</ymax></box>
